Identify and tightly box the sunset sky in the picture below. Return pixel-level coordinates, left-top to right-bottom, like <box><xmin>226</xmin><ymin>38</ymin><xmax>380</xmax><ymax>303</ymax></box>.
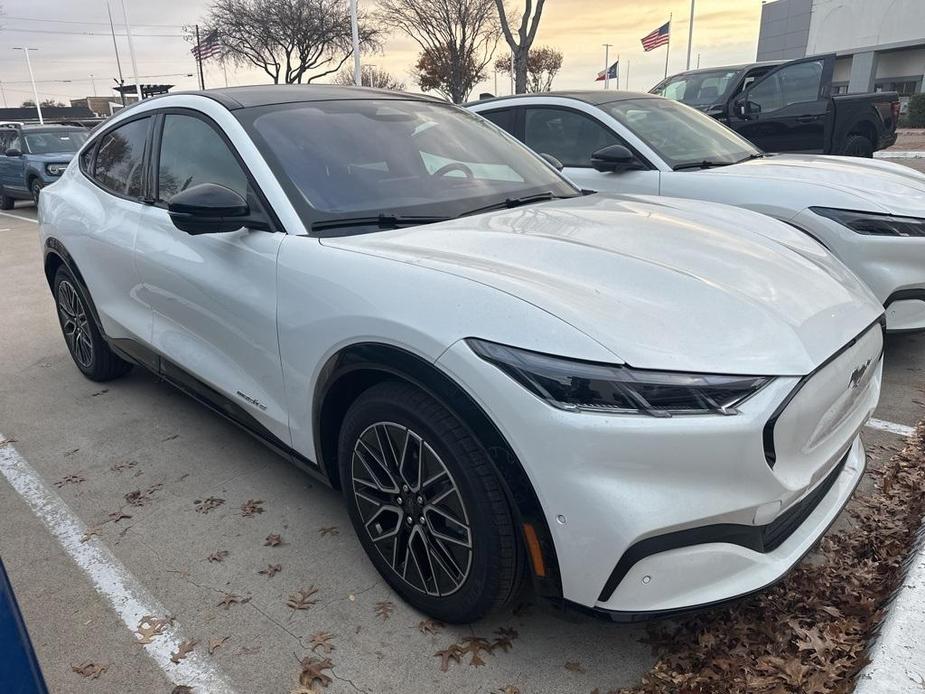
<box><xmin>0</xmin><ymin>0</ymin><xmax>766</xmax><ymax>105</ymax></box>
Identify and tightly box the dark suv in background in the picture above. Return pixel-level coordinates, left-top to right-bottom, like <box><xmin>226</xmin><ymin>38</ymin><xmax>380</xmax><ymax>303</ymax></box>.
<box><xmin>0</xmin><ymin>124</ymin><xmax>88</xmax><ymax>208</ymax></box>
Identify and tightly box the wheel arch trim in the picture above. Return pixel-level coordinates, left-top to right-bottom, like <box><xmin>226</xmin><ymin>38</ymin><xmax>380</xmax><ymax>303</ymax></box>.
<box><xmin>312</xmin><ymin>341</ymin><xmax>564</xmax><ymax>600</ymax></box>
<box><xmin>43</xmin><ymin>237</ymin><xmax>104</xmax><ymax>333</ymax></box>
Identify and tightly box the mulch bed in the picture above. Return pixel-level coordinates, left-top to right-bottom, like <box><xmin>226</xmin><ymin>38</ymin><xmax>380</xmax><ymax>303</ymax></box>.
<box><xmin>618</xmin><ymin>422</ymin><xmax>925</xmax><ymax>694</ymax></box>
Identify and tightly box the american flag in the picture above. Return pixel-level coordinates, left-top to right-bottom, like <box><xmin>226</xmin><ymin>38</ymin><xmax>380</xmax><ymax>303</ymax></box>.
<box><xmin>191</xmin><ymin>30</ymin><xmax>221</xmax><ymax>61</ymax></box>
<box><xmin>641</xmin><ymin>21</ymin><xmax>670</xmax><ymax>52</ymax></box>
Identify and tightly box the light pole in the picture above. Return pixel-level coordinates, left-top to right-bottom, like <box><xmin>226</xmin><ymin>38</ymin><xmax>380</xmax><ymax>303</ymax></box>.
<box><xmin>350</xmin><ymin>0</ymin><xmax>361</xmax><ymax>86</ymax></box>
<box><xmin>119</xmin><ymin>0</ymin><xmax>143</xmax><ymax>101</ymax></box>
<box><xmin>13</xmin><ymin>48</ymin><xmax>43</xmax><ymax>124</ymax></box>
<box><xmin>686</xmin><ymin>0</ymin><xmax>696</xmax><ymax>70</ymax></box>
<box><xmin>0</xmin><ymin>82</ymin><xmax>6</xmax><ymax>108</ymax></box>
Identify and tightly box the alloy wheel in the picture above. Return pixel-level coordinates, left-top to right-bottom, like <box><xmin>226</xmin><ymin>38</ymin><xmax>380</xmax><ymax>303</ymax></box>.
<box><xmin>57</xmin><ymin>280</ymin><xmax>94</xmax><ymax>369</ymax></box>
<box><xmin>351</xmin><ymin>422</ymin><xmax>473</xmax><ymax>596</ymax></box>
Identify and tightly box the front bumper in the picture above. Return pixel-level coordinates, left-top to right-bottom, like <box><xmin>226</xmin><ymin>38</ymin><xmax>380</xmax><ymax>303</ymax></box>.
<box><xmin>793</xmin><ymin>209</ymin><xmax>925</xmax><ymax>331</ymax></box>
<box><xmin>436</xmin><ymin>330</ymin><xmax>881</xmax><ymax>614</ymax></box>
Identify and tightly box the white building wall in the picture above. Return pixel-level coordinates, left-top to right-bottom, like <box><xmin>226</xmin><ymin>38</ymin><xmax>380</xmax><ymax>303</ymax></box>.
<box><xmin>806</xmin><ymin>0</ymin><xmax>925</xmax><ymax>54</ymax></box>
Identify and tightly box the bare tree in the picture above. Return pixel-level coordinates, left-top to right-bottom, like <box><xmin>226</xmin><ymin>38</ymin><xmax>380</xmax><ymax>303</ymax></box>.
<box><xmin>204</xmin><ymin>0</ymin><xmax>379</xmax><ymax>84</ymax></box>
<box><xmin>377</xmin><ymin>0</ymin><xmax>499</xmax><ymax>104</ymax></box>
<box><xmin>494</xmin><ymin>0</ymin><xmax>545</xmax><ymax>94</ymax></box>
<box><xmin>332</xmin><ymin>65</ymin><xmax>406</xmax><ymax>90</ymax></box>
<box><xmin>494</xmin><ymin>45</ymin><xmax>561</xmax><ymax>92</ymax></box>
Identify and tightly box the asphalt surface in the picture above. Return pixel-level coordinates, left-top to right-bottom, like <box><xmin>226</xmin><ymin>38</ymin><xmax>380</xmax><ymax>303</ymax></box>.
<box><xmin>0</xmin><ymin>184</ymin><xmax>923</xmax><ymax>693</ymax></box>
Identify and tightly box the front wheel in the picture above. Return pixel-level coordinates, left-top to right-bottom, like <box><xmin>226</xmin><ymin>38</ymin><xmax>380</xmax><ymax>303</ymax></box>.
<box><xmin>30</xmin><ymin>179</ymin><xmax>44</xmax><ymax>205</ymax></box>
<box><xmin>53</xmin><ymin>266</ymin><xmax>133</xmax><ymax>381</ymax></box>
<box><xmin>339</xmin><ymin>381</ymin><xmax>522</xmax><ymax>623</ymax></box>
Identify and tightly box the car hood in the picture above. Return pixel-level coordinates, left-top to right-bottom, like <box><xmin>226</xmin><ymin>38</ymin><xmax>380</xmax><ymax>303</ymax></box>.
<box><xmin>705</xmin><ymin>154</ymin><xmax>925</xmax><ymax>216</ymax></box>
<box><xmin>321</xmin><ymin>194</ymin><xmax>882</xmax><ymax>376</ymax></box>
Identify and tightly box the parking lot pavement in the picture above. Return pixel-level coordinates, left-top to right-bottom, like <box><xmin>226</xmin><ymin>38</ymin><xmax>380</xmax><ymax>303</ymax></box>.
<box><xmin>1</xmin><ymin>193</ymin><xmax>923</xmax><ymax>694</ymax></box>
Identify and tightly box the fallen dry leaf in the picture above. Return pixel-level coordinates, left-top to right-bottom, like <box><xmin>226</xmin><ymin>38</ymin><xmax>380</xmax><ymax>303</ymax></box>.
<box><xmin>564</xmin><ymin>660</ymin><xmax>585</xmax><ymax>673</ymax></box>
<box><xmin>216</xmin><ymin>593</ymin><xmax>250</xmax><ymax>610</ymax></box>
<box><xmin>110</xmin><ymin>460</ymin><xmax>137</xmax><ymax>472</ymax></box>
<box><xmin>71</xmin><ymin>661</ymin><xmax>107</xmax><ymax>679</ymax></box>
<box><xmin>107</xmin><ymin>510</ymin><xmax>132</xmax><ymax>522</ymax></box>
<box><xmin>287</xmin><ymin>587</ymin><xmax>319</xmax><ymax>611</ymax></box>
<box><xmin>54</xmin><ymin>473</ymin><xmax>85</xmax><ymax>488</ymax></box>
<box><xmin>309</xmin><ymin>631</ymin><xmax>336</xmax><ymax>654</ymax></box>
<box><xmin>171</xmin><ymin>687</ymin><xmax>193</xmax><ymax>694</ymax></box>
<box><xmin>496</xmin><ymin>687</ymin><xmax>521</xmax><ymax>694</ymax></box>
<box><xmin>194</xmin><ymin>496</ymin><xmax>225</xmax><ymax>514</ymax></box>
<box><xmin>208</xmin><ymin>637</ymin><xmax>229</xmax><ymax>655</ymax></box>
<box><xmin>207</xmin><ymin>550</ymin><xmax>229</xmax><ymax>563</ymax></box>
<box><xmin>170</xmin><ymin>639</ymin><xmax>198</xmax><ymax>664</ymax></box>
<box><xmin>80</xmin><ymin>527</ymin><xmax>102</xmax><ymax>543</ymax></box>
<box><xmin>319</xmin><ymin>526</ymin><xmax>339</xmax><ymax>536</ymax></box>
<box><xmin>417</xmin><ymin>618</ymin><xmax>444</xmax><ymax>635</ymax></box>
<box><xmin>433</xmin><ymin>633</ymin><xmax>513</xmax><ymax>672</ymax></box>
<box><xmin>264</xmin><ymin>533</ymin><xmax>283</xmax><ymax>546</ymax></box>
<box><xmin>258</xmin><ymin>563</ymin><xmax>282</xmax><ymax>578</ymax></box>
<box><xmin>374</xmin><ymin>600</ymin><xmax>394</xmax><ymax>620</ymax></box>
<box><xmin>240</xmin><ymin>499</ymin><xmax>264</xmax><ymax>517</ymax></box>
<box><xmin>297</xmin><ymin>656</ymin><xmax>334</xmax><ymax>690</ymax></box>
<box><xmin>134</xmin><ymin>615</ymin><xmax>170</xmax><ymax>644</ymax></box>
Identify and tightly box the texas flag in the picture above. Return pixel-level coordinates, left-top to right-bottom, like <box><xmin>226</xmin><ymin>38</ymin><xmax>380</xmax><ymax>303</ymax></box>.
<box><xmin>595</xmin><ymin>60</ymin><xmax>619</xmax><ymax>81</ymax></box>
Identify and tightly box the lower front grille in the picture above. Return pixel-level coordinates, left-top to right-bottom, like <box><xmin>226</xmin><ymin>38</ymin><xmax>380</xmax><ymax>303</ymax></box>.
<box><xmin>596</xmin><ymin>450</ymin><xmax>852</xmax><ymax>603</ymax></box>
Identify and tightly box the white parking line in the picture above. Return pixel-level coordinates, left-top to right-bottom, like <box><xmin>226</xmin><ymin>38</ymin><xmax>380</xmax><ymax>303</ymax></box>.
<box><xmin>0</xmin><ymin>436</ymin><xmax>237</xmax><ymax>693</ymax></box>
<box><xmin>866</xmin><ymin>418</ymin><xmax>916</xmax><ymax>437</ymax></box>
<box><xmin>0</xmin><ymin>210</ymin><xmax>37</xmax><ymax>223</ymax></box>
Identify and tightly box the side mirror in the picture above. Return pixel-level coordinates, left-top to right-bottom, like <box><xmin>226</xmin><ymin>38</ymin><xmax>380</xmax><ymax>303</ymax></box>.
<box><xmin>538</xmin><ymin>152</ymin><xmax>564</xmax><ymax>171</ymax></box>
<box><xmin>4</xmin><ymin>148</ymin><xmax>22</xmax><ymax>158</ymax></box>
<box><xmin>167</xmin><ymin>183</ymin><xmax>263</xmax><ymax>235</ymax></box>
<box><xmin>735</xmin><ymin>99</ymin><xmax>760</xmax><ymax>119</ymax></box>
<box><xmin>590</xmin><ymin>144</ymin><xmax>639</xmax><ymax>173</ymax></box>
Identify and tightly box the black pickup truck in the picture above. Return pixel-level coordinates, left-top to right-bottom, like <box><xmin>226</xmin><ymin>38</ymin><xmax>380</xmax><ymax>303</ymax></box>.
<box><xmin>651</xmin><ymin>54</ymin><xmax>899</xmax><ymax>157</ymax></box>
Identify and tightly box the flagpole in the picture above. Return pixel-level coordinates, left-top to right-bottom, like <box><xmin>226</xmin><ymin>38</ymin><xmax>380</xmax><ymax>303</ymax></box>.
<box><xmin>195</xmin><ymin>25</ymin><xmax>205</xmax><ymax>90</ymax></box>
<box><xmin>686</xmin><ymin>0</ymin><xmax>695</xmax><ymax>70</ymax></box>
<box><xmin>626</xmin><ymin>59</ymin><xmax>631</xmax><ymax>91</ymax></box>
<box><xmin>350</xmin><ymin>0</ymin><xmax>361</xmax><ymax>86</ymax></box>
<box><xmin>615</xmin><ymin>54</ymin><xmax>620</xmax><ymax>90</ymax></box>
<box><xmin>106</xmin><ymin>1</ymin><xmax>126</xmax><ymax>106</ymax></box>
<box><xmin>664</xmin><ymin>13</ymin><xmax>672</xmax><ymax>79</ymax></box>
<box><xmin>120</xmin><ymin>0</ymin><xmax>143</xmax><ymax>101</ymax></box>
<box><xmin>602</xmin><ymin>43</ymin><xmax>612</xmax><ymax>89</ymax></box>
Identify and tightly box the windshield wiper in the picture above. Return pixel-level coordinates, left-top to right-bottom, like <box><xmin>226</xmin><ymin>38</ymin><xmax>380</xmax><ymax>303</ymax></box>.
<box><xmin>672</xmin><ymin>160</ymin><xmax>737</xmax><ymax>171</ymax></box>
<box><xmin>311</xmin><ymin>213</ymin><xmax>451</xmax><ymax>233</ymax></box>
<box><xmin>460</xmin><ymin>191</ymin><xmax>567</xmax><ymax>217</ymax></box>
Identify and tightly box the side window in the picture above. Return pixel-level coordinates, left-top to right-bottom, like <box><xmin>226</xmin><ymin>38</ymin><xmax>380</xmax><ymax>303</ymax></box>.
<box><xmin>524</xmin><ymin>108</ymin><xmax>621</xmax><ymax>167</ymax></box>
<box><xmin>748</xmin><ymin>60</ymin><xmax>823</xmax><ymax>114</ymax></box>
<box><xmin>480</xmin><ymin>109</ymin><xmax>515</xmax><ymax>135</ymax></box>
<box><xmin>79</xmin><ymin>142</ymin><xmax>96</xmax><ymax>174</ymax></box>
<box><xmin>94</xmin><ymin>118</ymin><xmax>150</xmax><ymax>198</ymax></box>
<box><xmin>8</xmin><ymin>134</ymin><xmax>23</xmax><ymax>153</ymax></box>
<box><xmin>157</xmin><ymin>114</ymin><xmax>249</xmax><ymax>202</ymax></box>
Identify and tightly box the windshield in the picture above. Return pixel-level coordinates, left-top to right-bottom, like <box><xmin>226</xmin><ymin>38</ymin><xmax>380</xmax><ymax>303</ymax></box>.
<box><xmin>24</xmin><ymin>130</ymin><xmax>88</xmax><ymax>155</ymax></box>
<box><xmin>651</xmin><ymin>69</ymin><xmax>741</xmax><ymax>107</ymax></box>
<box><xmin>240</xmin><ymin>99</ymin><xmax>577</xmax><ymax>225</ymax></box>
<box><xmin>603</xmin><ymin>98</ymin><xmax>761</xmax><ymax>169</ymax></box>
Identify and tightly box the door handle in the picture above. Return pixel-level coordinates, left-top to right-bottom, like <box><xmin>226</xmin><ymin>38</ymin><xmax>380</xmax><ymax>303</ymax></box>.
<box><xmin>796</xmin><ymin>115</ymin><xmax>821</xmax><ymax>123</ymax></box>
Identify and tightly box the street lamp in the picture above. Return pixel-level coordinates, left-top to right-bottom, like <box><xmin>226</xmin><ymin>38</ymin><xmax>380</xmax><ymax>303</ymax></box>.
<box><xmin>13</xmin><ymin>47</ymin><xmax>42</xmax><ymax>124</ymax></box>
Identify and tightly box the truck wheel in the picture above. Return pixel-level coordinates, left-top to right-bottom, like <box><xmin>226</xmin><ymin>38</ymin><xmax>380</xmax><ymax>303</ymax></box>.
<box><xmin>0</xmin><ymin>190</ymin><xmax>13</xmax><ymax>210</ymax></box>
<box><xmin>30</xmin><ymin>179</ymin><xmax>44</xmax><ymax>205</ymax></box>
<box><xmin>843</xmin><ymin>134</ymin><xmax>873</xmax><ymax>158</ymax></box>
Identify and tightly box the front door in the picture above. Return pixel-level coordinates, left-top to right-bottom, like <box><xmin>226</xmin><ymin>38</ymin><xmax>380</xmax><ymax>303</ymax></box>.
<box><xmin>730</xmin><ymin>56</ymin><xmax>833</xmax><ymax>153</ymax></box>
<box><xmin>133</xmin><ymin>110</ymin><xmax>290</xmax><ymax>446</ymax></box>
<box><xmin>0</xmin><ymin>133</ymin><xmax>27</xmax><ymax>195</ymax></box>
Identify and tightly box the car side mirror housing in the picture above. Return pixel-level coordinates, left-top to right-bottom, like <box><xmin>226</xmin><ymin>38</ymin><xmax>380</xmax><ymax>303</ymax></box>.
<box><xmin>4</xmin><ymin>148</ymin><xmax>22</xmax><ymax>158</ymax></box>
<box><xmin>590</xmin><ymin>144</ymin><xmax>640</xmax><ymax>173</ymax></box>
<box><xmin>736</xmin><ymin>99</ymin><xmax>760</xmax><ymax>119</ymax></box>
<box><xmin>167</xmin><ymin>183</ymin><xmax>266</xmax><ymax>235</ymax></box>
<box><xmin>538</xmin><ymin>152</ymin><xmax>564</xmax><ymax>171</ymax></box>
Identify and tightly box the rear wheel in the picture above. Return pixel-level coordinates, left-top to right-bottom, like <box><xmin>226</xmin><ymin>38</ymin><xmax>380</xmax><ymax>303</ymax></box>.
<box><xmin>53</xmin><ymin>266</ymin><xmax>132</xmax><ymax>381</ymax></box>
<box><xmin>339</xmin><ymin>381</ymin><xmax>521</xmax><ymax>623</ymax></box>
<box><xmin>843</xmin><ymin>134</ymin><xmax>873</xmax><ymax>158</ymax></box>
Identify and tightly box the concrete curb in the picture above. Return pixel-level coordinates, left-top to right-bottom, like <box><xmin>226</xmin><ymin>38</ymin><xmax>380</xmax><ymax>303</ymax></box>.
<box><xmin>875</xmin><ymin>151</ymin><xmax>925</xmax><ymax>158</ymax></box>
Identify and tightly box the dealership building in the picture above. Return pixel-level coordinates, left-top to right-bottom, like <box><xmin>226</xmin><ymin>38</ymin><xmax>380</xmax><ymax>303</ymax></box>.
<box><xmin>756</xmin><ymin>0</ymin><xmax>925</xmax><ymax>98</ymax></box>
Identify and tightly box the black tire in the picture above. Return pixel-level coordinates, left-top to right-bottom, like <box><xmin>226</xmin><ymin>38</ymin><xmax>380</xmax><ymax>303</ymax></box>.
<box><xmin>339</xmin><ymin>381</ymin><xmax>521</xmax><ymax>623</ymax></box>
<box><xmin>52</xmin><ymin>266</ymin><xmax>133</xmax><ymax>382</ymax></box>
<box><xmin>843</xmin><ymin>134</ymin><xmax>873</xmax><ymax>158</ymax></box>
<box><xmin>0</xmin><ymin>190</ymin><xmax>13</xmax><ymax>210</ymax></box>
<box><xmin>30</xmin><ymin>179</ymin><xmax>44</xmax><ymax>205</ymax></box>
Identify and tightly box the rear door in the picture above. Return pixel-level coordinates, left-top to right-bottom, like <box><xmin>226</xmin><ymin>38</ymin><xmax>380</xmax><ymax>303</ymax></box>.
<box><xmin>133</xmin><ymin>109</ymin><xmax>290</xmax><ymax>446</ymax></box>
<box><xmin>729</xmin><ymin>55</ymin><xmax>833</xmax><ymax>153</ymax></box>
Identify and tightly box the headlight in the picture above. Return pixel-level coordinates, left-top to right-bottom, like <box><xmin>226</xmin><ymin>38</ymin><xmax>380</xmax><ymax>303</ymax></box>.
<box><xmin>467</xmin><ymin>339</ymin><xmax>770</xmax><ymax>417</ymax></box>
<box><xmin>812</xmin><ymin>207</ymin><xmax>925</xmax><ymax>237</ymax></box>
<box><xmin>45</xmin><ymin>163</ymin><xmax>67</xmax><ymax>176</ymax></box>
